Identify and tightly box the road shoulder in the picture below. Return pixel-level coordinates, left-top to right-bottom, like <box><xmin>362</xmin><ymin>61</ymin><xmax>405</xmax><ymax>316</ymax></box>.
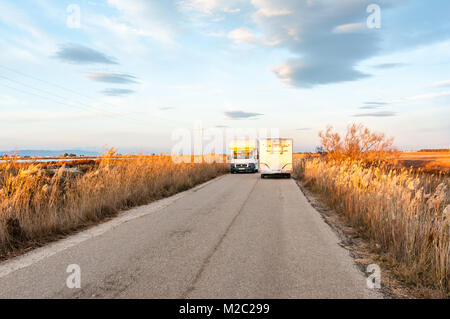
<box><xmin>0</xmin><ymin>174</ymin><xmax>227</xmax><ymax>277</ymax></box>
<box><xmin>294</xmin><ymin>179</ymin><xmax>419</xmax><ymax>299</ymax></box>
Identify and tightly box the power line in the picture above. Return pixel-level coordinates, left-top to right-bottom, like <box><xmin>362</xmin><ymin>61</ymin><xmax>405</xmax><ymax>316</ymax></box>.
<box><xmin>0</xmin><ymin>70</ymin><xmax>187</xmax><ymax>128</ymax></box>
<box><xmin>0</xmin><ymin>64</ymin><xmax>185</xmax><ymax>127</ymax></box>
<box><xmin>0</xmin><ymin>64</ymin><xmax>122</xmax><ymax>108</ymax></box>
<box><xmin>0</xmin><ymin>75</ymin><xmax>121</xmax><ymax>119</ymax></box>
<box><xmin>0</xmin><ymin>81</ymin><xmax>167</xmax><ymax>129</ymax></box>
<box><xmin>0</xmin><ymin>65</ymin><xmax>140</xmax><ymax>119</ymax></box>
<box><xmin>0</xmin><ymin>81</ymin><xmax>113</xmax><ymax>116</ymax></box>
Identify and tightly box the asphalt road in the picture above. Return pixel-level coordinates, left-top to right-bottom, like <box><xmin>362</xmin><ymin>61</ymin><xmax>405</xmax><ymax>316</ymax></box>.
<box><xmin>0</xmin><ymin>174</ymin><xmax>381</xmax><ymax>298</ymax></box>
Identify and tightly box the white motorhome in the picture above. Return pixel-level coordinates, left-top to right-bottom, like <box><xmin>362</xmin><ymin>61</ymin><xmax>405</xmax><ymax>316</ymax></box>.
<box><xmin>229</xmin><ymin>139</ymin><xmax>259</xmax><ymax>173</ymax></box>
<box><xmin>259</xmin><ymin>138</ymin><xmax>293</xmax><ymax>178</ymax></box>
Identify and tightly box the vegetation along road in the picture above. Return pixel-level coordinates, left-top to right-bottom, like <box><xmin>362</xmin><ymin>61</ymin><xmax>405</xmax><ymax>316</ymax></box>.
<box><xmin>0</xmin><ymin>174</ymin><xmax>381</xmax><ymax>298</ymax></box>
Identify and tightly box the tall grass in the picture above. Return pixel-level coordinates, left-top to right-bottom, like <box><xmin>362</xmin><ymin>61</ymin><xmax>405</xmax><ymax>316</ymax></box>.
<box><xmin>0</xmin><ymin>151</ymin><xmax>228</xmax><ymax>256</ymax></box>
<box><xmin>294</xmin><ymin>158</ymin><xmax>450</xmax><ymax>295</ymax></box>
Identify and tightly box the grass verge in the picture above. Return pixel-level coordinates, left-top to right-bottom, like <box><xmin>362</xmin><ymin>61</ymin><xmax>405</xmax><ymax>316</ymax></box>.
<box><xmin>0</xmin><ymin>152</ymin><xmax>228</xmax><ymax>259</ymax></box>
<box><xmin>294</xmin><ymin>158</ymin><xmax>450</xmax><ymax>298</ymax></box>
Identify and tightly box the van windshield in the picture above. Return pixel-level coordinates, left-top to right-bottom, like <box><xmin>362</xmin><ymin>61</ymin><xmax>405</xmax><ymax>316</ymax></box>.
<box><xmin>233</xmin><ymin>150</ymin><xmax>249</xmax><ymax>159</ymax></box>
<box><xmin>232</xmin><ymin>150</ymin><xmax>254</xmax><ymax>159</ymax></box>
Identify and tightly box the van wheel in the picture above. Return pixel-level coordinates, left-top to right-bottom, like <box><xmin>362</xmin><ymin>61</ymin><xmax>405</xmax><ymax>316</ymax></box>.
<box><xmin>261</xmin><ymin>174</ymin><xmax>266</xmax><ymax>179</ymax></box>
<box><xmin>285</xmin><ymin>174</ymin><xmax>291</xmax><ymax>179</ymax></box>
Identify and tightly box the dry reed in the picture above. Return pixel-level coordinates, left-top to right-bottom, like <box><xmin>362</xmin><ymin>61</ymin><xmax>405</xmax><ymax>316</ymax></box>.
<box><xmin>0</xmin><ymin>151</ymin><xmax>228</xmax><ymax>256</ymax></box>
<box><xmin>294</xmin><ymin>158</ymin><xmax>450</xmax><ymax>295</ymax></box>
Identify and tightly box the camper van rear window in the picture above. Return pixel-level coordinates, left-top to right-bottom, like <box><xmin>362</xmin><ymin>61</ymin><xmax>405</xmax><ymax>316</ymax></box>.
<box><xmin>266</xmin><ymin>141</ymin><xmax>290</xmax><ymax>154</ymax></box>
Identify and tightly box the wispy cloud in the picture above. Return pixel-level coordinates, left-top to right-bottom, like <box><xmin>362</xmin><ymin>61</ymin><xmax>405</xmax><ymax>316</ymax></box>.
<box><xmin>224</xmin><ymin>110</ymin><xmax>263</xmax><ymax>119</ymax></box>
<box><xmin>158</xmin><ymin>106</ymin><xmax>174</xmax><ymax>110</ymax></box>
<box><xmin>101</xmin><ymin>88</ymin><xmax>135</xmax><ymax>96</ymax></box>
<box><xmin>332</xmin><ymin>23</ymin><xmax>366</xmax><ymax>34</ymax></box>
<box><xmin>430</xmin><ymin>80</ymin><xmax>450</xmax><ymax>88</ymax></box>
<box><xmin>223</xmin><ymin>8</ymin><xmax>241</xmax><ymax>14</ymax></box>
<box><xmin>360</xmin><ymin>101</ymin><xmax>388</xmax><ymax>109</ymax></box>
<box><xmin>364</xmin><ymin>101</ymin><xmax>388</xmax><ymax>105</ymax></box>
<box><xmin>0</xmin><ymin>1</ymin><xmax>55</xmax><ymax>58</ymax></box>
<box><xmin>177</xmin><ymin>0</ymin><xmax>242</xmax><ymax>15</ymax></box>
<box><xmin>296</xmin><ymin>127</ymin><xmax>312</xmax><ymax>131</ymax></box>
<box><xmin>255</xmin><ymin>7</ymin><xmax>292</xmax><ymax>17</ymax></box>
<box><xmin>106</xmin><ymin>0</ymin><xmax>181</xmax><ymax>45</ymax></box>
<box><xmin>359</xmin><ymin>105</ymin><xmax>381</xmax><ymax>109</ymax></box>
<box><xmin>227</xmin><ymin>27</ymin><xmax>283</xmax><ymax>46</ymax></box>
<box><xmin>54</xmin><ymin>43</ymin><xmax>118</xmax><ymax>65</ymax></box>
<box><xmin>228</xmin><ymin>27</ymin><xmax>257</xmax><ymax>44</ymax></box>
<box><xmin>86</xmin><ymin>72</ymin><xmax>138</xmax><ymax>84</ymax></box>
<box><xmin>406</xmin><ymin>91</ymin><xmax>450</xmax><ymax>101</ymax></box>
<box><xmin>353</xmin><ymin>111</ymin><xmax>396</xmax><ymax>118</ymax></box>
<box><xmin>372</xmin><ymin>63</ymin><xmax>408</xmax><ymax>69</ymax></box>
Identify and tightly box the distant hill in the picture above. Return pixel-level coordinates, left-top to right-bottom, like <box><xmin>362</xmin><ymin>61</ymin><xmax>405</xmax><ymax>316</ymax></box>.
<box><xmin>0</xmin><ymin>150</ymin><xmax>100</xmax><ymax>157</ymax></box>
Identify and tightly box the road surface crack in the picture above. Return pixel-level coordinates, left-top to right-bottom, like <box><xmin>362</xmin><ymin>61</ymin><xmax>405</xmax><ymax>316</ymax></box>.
<box><xmin>181</xmin><ymin>177</ymin><xmax>259</xmax><ymax>298</ymax></box>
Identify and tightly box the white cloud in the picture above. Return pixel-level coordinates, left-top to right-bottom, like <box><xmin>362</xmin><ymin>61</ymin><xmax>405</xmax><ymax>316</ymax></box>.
<box><xmin>389</xmin><ymin>90</ymin><xmax>450</xmax><ymax>104</ymax></box>
<box><xmin>269</xmin><ymin>62</ymin><xmax>294</xmax><ymax>84</ymax></box>
<box><xmin>406</xmin><ymin>91</ymin><xmax>450</xmax><ymax>101</ymax></box>
<box><xmin>249</xmin><ymin>0</ymin><xmax>450</xmax><ymax>88</ymax></box>
<box><xmin>227</xmin><ymin>26</ymin><xmax>281</xmax><ymax>46</ymax></box>
<box><xmin>177</xmin><ymin>0</ymin><xmax>242</xmax><ymax>15</ymax></box>
<box><xmin>332</xmin><ymin>23</ymin><xmax>366</xmax><ymax>34</ymax></box>
<box><xmin>430</xmin><ymin>80</ymin><xmax>450</xmax><ymax>88</ymax></box>
<box><xmin>0</xmin><ymin>2</ymin><xmax>56</xmax><ymax>58</ymax></box>
<box><xmin>177</xmin><ymin>0</ymin><xmax>221</xmax><ymax>14</ymax></box>
<box><xmin>0</xmin><ymin>39</ymin><xmax>39</xmax><ymax>62</ymax></box>
<box><xmin>255</xmin><ymin>7</ymin><xmax>292</xmax><ymax>17</ymax></box>
<box><xmin>261</xmin><ymin>37</ymin><xmax>283</xmax><ymax>46</ymax></box>
<box><xmin>0</xmin><ymin>3</ymin><xmax>45</xmax><ymax>41</ymax></box>
<box><xmin>85</xmin><ymin>15</ymin><xmax>151</xmax><ymax>55</ymax></box>
<box><xmin>223</xmin><ymin>8</ymin><xmax>241</xmax><ymax>13</ymax></box>
<box><xmin>228</xmin><ymin>27</ymin><xmax>257</xmax><ymax>44</ymax></box>
<box><xmin>106</xmin><ymin>0</ymin><xmax>181</xmax><ymax>45</ymax></box>
<box><xmin>249</xmin><ymin>0</ymin><xmax>382</xmax><ymax>87</ymax></box>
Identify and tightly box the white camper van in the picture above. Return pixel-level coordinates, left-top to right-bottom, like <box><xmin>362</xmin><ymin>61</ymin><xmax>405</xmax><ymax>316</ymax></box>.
<box><xmin>229</xmin><ymin>139</ymin><xmax>259</xmax><ymax>173</ymax></box>
<box><xmin>259</xmin><ymin>138</ymin><xmax>293</xmax><ymax>178</ymax></box>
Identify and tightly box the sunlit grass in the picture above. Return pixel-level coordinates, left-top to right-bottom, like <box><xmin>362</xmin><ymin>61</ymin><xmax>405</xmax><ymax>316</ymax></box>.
<box><xmin>294</xmin><ymin>157</ymin><xmax>450</xmax><ymax>295</ymax></box>
<box><xmin>0</xmin><ymin>150</ymin><xmax>228</xmax><ymax>256</ymax></box>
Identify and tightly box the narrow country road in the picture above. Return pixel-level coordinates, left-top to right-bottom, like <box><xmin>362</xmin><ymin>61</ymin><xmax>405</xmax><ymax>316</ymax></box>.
<box><xmin>0</xmin><ymin>174</ymin><xmax>381</xmax><ymax>298</ymax></box>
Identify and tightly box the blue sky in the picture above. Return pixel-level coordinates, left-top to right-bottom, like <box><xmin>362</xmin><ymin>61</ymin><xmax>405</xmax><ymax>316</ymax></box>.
<box><xmin>0</xmin><ymin>0</ymin><xmax>449</xmax><ymax>152</ymax></box>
